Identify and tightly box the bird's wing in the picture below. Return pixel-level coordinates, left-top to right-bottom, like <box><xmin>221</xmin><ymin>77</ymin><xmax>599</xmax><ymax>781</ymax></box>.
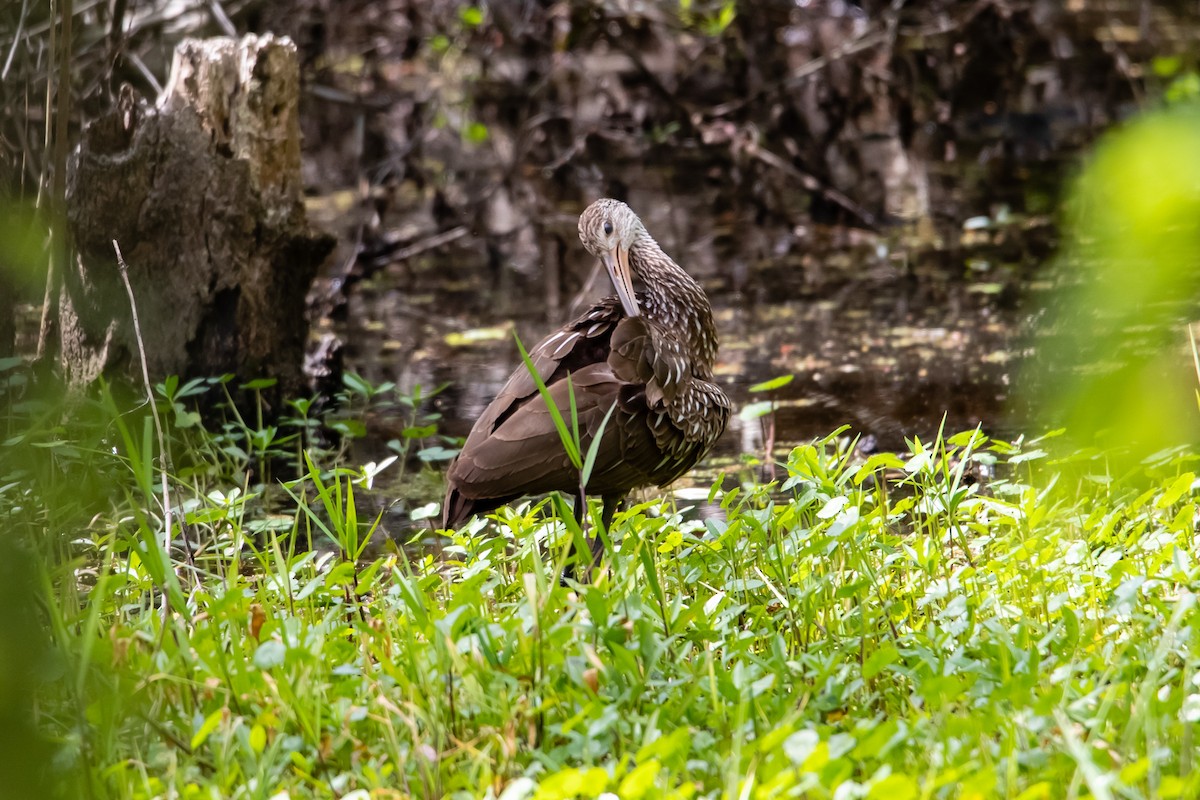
<box><xmin>608</xmin><ymin>314</ymin><xmax>686</xmax><ymax>405</ymax></box>
<box><xmin>461</xmin><ymin>297</ymin><xmax>624</xmax><ymax>450</ymax></box>
<box><xmin>446</xmin><ymin>296</ymin><xmax>712</xmax><ymax>506</ymax></box>
<box><xmin>446</xmin><ymin>360</ymin><xmax>657</xmax><ymax>499</ymax></box>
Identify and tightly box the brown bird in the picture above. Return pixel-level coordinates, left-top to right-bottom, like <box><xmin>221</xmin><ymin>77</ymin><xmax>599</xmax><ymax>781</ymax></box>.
<box><xmin>442</xmin><ymin>198</ymin><xmax>729</xmax><ymax>567</ymax></box>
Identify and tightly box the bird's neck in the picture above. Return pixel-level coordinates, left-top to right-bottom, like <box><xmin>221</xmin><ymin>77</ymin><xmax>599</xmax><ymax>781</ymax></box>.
<box><xmin>629</xmin><ymin>235</ymin><xmax>719</xmax><ymax>375</ymax></box>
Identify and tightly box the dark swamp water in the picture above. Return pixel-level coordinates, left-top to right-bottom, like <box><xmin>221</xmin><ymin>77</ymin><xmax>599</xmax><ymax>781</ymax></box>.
<box><xmin>284</xmin><ymin>0</ymin><xmax>1199</xmax><ymax>526</ymax></box>
<box><xmin>329</xmin><ymin>211</ymin><xmax>1049</xmax><ymax>472</ymax></box>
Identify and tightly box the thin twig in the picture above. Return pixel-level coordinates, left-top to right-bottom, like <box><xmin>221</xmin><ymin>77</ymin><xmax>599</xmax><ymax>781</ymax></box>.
<box><xmin>52</xmin><ymin>0</ymin><xmax>73</xmax><ymax>209</ymax></box>
<box><xmin>114</xmin><ymin>241</ymin><xmax>179</xmax><ymax>620</ymax></box>
<box><xmin>1</xmin><ymin>0</ymin><xmax>30</xmax><ymax>81</ymax></box>
<box><xmin>125</xmin><ymin>50</ymin><xmax>164</xmax><ymax>95</ymax></box>
<box><xmin>387</xmin><ymin>225</ymin><xmax>470</xmax><ymax>262</ymax></box>
<box><xmin>36</xmin><ymin>0</ymin><xmax>56</xmax><ymax>215</ymax></box>
<box><xmin>107</xmin><ymin>0</ymin><xmax>127</xmax><ymax>66</ymax></box>
<box><xmin>782</xmin><ymin>30</ymin><xmax>892</xmax><ymax>90</ymax></box>
<box><xmin>206</xmin><ymin>0</ymin><xmax>237</xmax><ymax>37</ymax></box>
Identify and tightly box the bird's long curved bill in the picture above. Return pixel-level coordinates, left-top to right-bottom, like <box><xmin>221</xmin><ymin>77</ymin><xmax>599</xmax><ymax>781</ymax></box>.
<box><xmin>602</xmin><ymin>247</ymin><xmax>640</xmax><ymax>317</ymax></box>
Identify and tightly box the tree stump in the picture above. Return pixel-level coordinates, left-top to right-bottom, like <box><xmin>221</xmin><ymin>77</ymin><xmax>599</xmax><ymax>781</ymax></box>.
<box><xmin>59</xmin><ymin>34</ymin><xmax>333</xmax><ymax>396</ymax></box>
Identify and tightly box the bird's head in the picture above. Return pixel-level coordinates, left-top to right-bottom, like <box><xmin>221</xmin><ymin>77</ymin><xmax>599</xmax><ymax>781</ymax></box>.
<box><xmin>578</xmin><ymin>198</ymin><xmax>644</xmax><ymax>317</ymax></box>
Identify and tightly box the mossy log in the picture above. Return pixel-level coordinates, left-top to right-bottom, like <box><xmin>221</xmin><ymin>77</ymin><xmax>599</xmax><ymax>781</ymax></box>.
<box><xmin>59</xmin><ymin>34</ymin><xmax>333</xmax><ymax>395</ymax></box>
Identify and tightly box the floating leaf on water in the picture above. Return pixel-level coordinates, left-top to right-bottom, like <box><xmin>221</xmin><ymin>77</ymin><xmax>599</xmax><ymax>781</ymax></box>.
<box><xmin>749</xmin><ymin>374</ymin><xmax>794</xmax><ymax>393</ymax></box>
<box><xmin>444</xmin><ymin>323</ymin><xmax>513</xmax><ymax>347</ymax></box>
<box><xmin>304</xmin><ymin>188</ymin><xmax>359</xmax><ymax>216</ymax></box>
<box><xmin>738</xmin><ymin>401</ymin><xmax>775</xmax><ymax>421</ymax></box>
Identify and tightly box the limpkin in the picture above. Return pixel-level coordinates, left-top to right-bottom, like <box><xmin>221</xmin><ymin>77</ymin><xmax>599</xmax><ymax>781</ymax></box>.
<box><xmin>442</xmin><ymin>198</ymin><xmax>730</xmax><ymax>569</ymax></box>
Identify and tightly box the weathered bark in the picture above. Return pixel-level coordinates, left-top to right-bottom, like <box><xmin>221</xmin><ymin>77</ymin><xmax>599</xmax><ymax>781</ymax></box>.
<box><xmin>59</xmin><ymin>34</ymin><xmax>333</xmax><ymax>395</ymax></box>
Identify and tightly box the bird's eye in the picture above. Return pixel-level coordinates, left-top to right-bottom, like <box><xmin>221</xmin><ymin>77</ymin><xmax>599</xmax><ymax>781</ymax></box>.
<box><xmin>603</xmin><ymin>220</ymin><xmax>613</xmax><ymax>235</ymax></box>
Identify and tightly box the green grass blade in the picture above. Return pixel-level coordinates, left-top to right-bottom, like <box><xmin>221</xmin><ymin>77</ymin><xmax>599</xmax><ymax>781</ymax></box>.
<box><xmin>514</xmin><ymin>331</ymin><xmax>581</xmax><ymax>469</ymax></box>
<box><xmin>581</xmin><ymin>399</ymin><xmax>618</xmax><ymax>487</ymax></box>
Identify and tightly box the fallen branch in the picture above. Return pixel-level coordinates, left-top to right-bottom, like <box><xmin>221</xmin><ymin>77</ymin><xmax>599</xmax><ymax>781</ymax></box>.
<box><xmin>387</xmin><ymin>225</ymin><xmax>470</xmax><ymax>263</ymax></box>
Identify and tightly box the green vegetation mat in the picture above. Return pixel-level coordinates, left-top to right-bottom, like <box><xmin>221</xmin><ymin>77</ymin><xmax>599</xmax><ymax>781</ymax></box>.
<box><xmin>6</xmin><ymin>379</ymin><xmax>1200</xmax><ymax>799</ymax></box>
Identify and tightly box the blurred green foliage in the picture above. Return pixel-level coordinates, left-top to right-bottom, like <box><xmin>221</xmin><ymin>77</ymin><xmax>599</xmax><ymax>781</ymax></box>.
<box><xmin>458</xmin><ymin>5</ymin><xmax>483</xmax><ymax>28</ymax></box>
<box><xmin>0</xmin><ymin>200</ymin><xmax>47</xmax><ymax>294</ymax></box>
<box><xmin>0</xmin><ymin>537</ymin><xmax>59</xmax><ymax>799</ymax></box>
<box><xmin>1152</xmin><ymin>56</ymin><xmax>1200</xmax><ymax>105</ymax></box>
<box><xmin>1030</xmin><ymin>103</ymin><xmax>1200</xmax><ymax>464</ymax></box>
<box><xmin>678</xmin><ymin>0</ymin><xmax>737</xmax><ymax>36</ymax></box>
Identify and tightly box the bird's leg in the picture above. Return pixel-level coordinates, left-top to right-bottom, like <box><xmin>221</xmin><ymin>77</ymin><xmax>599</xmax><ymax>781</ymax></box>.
<box><xmin>572</xmin><ymin>490</ymin><xmax>588</xmax><ymax>532</ymax></box>
<box><xmin>560</xmin><ymin>491</ymin><xmax>589</xmax><ymax>584</ymax></box>
<box><xmin>561</xmin><ymin>493</ymin><xmax>626</xmax><ymax>583</ymax></box>
<box><xmin>591</xmin><ymin>494</ymin><xmax>625</xmax><ymax>564</ymax></box>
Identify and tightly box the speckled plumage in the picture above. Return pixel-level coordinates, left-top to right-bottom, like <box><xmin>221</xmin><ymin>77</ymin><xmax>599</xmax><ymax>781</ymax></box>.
<box><xmin>442</xmin><ymin>199</ymin><xmax>730</xmax><ymax>536</ymax></box>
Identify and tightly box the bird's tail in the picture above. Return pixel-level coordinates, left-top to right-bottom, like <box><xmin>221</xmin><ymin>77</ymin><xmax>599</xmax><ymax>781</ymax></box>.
<box><xmin>441</xmin><ymin>487</ymin><xmax>473</xmax><ymax>530</ymax></box>
<box><xmin>441</xmin><ymin>486</ymin><xmax>515</xmax><ymax>530</ymax></box>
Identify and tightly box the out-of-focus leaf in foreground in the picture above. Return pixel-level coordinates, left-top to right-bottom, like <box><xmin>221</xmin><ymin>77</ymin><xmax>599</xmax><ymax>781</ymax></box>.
<box><xmin>1028</xmin><ymin>104</ymin><xmax>1200</xmax><ymax>463</ymax></box>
